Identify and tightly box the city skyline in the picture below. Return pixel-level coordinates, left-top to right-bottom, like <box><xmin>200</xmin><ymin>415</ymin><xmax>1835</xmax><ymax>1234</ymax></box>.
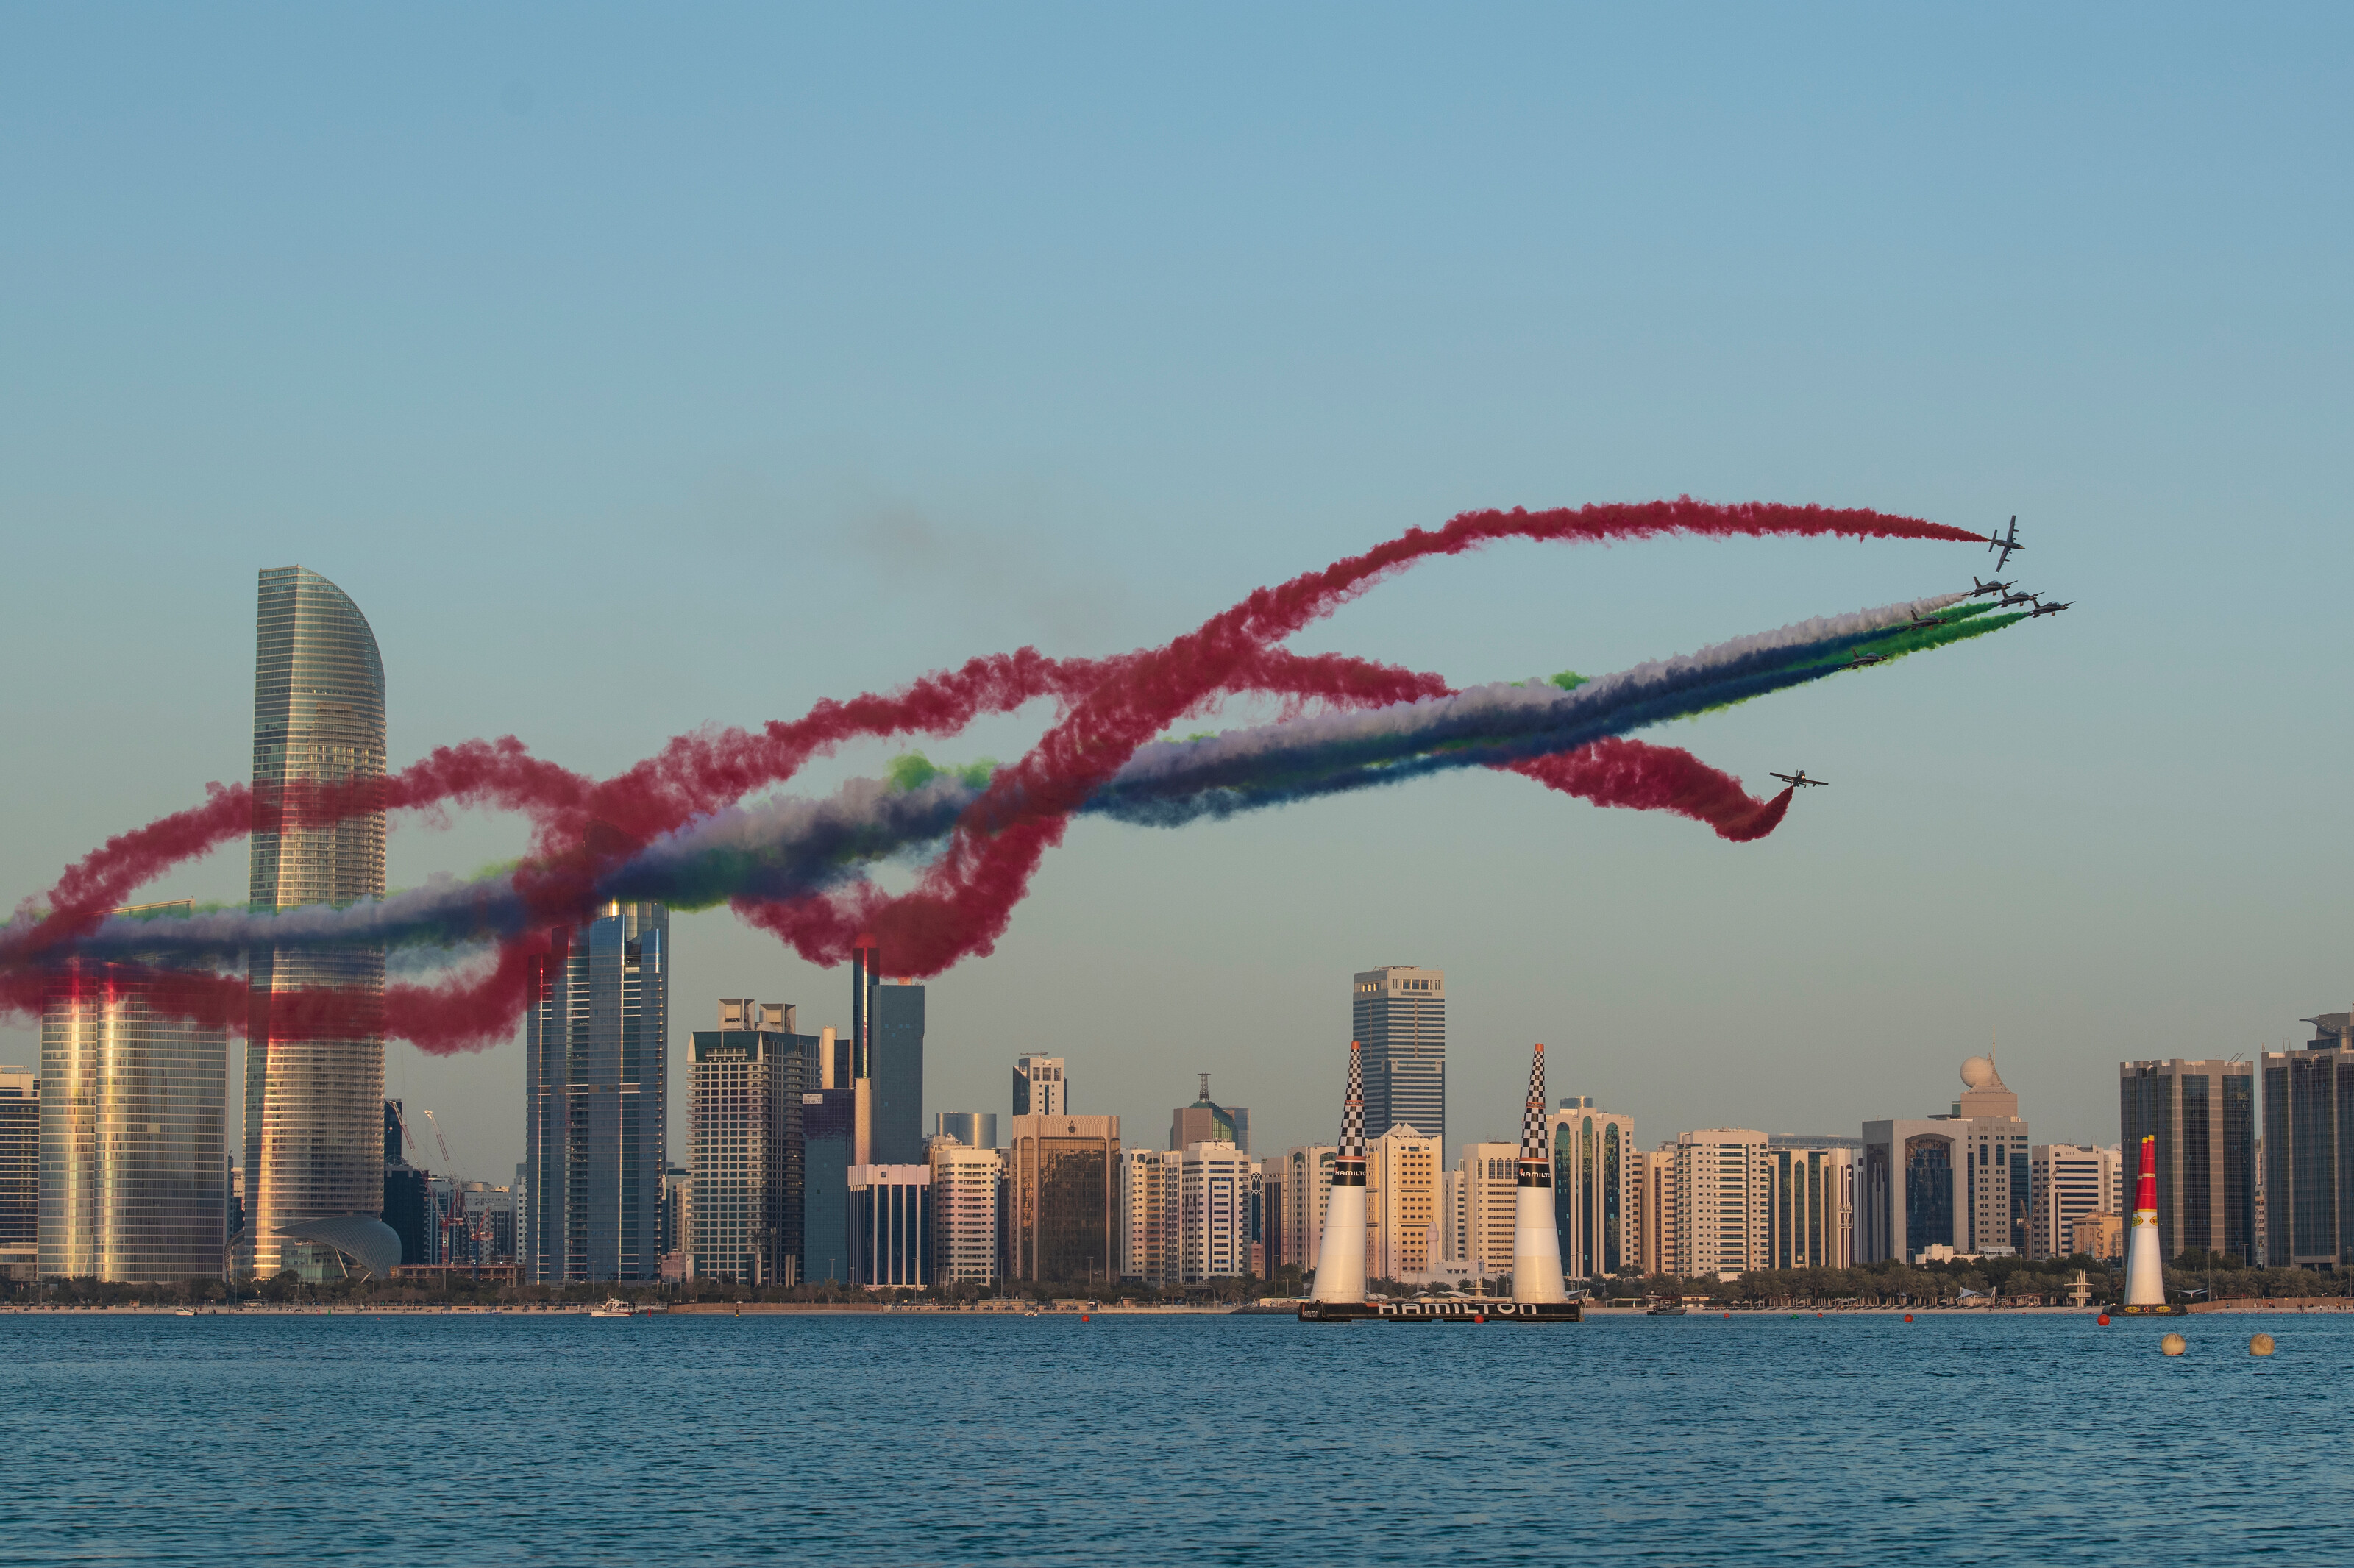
<box><xmin>1</xmin><ymin>549</ymin><xmax>2316</xmax><ymax>1173</ymax></box>
<box><xmin>1</xmin><ymin>3</ymin><xmax>2344</xmax><ymax>1247</ymax></box>
<box><xmin>1</xmin><ymin>10</ymin><xmax>2343</xmax><ymax>1563</ymax></box>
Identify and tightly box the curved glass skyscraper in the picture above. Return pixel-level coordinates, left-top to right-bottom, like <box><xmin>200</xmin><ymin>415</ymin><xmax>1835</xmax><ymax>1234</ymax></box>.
<box><xmin>241</xmin><ymin>566</ymin><xmax>388</xmax><ymax>1277</ymax></box>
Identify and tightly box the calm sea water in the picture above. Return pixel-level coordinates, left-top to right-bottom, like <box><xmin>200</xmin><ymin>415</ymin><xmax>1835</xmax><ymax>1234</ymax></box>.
<box><xmin>1</xmin><ymin>1308</ymin><xmax>2340</xmax><ymax>1564</ymax></box>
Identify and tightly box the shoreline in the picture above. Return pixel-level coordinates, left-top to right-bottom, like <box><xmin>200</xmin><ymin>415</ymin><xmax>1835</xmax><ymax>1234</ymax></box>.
<box><xmin>8</xmin><ymin>1300</ymin><xmax>2350</xmax><ymax>1318</ymax></box>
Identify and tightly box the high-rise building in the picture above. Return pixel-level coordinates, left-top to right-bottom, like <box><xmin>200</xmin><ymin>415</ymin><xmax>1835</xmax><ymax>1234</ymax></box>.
<box><xmin>1765</xmin><ymin>1144</ymin><xmax>1854</xmax><ymax>1269</ymax></box>
<box><xmin>1170</xmin><ymin>1073</ymin><xmax>1248</xmax><ymax>1155</ymax></box>
<box><xmin>1013</xmin><ymin>1055</ymin><xmax>1066</xmax><ymax>1117</ymax></box>
<box><xmin>522</xmin><ymin>900</ymin><xmax>669</xmax><ymax>1283</ymax></box>
<box><xmin>1178</xmin><ymin>1141</ymin><xmax>1254</xmax><ymax>1283</ymax></box>
<box><xmin>1351</xmin><ymin>967</ymin><xmax>1445</xmax><ymax>1152</ymax></box>
<box><xmin>850</xmin><ymin>944</ymin><xmax>925</xmax><ymax>1166</ymax></box>
<box><xmin>1634</xmin><ymin>1147</ymin><xmax>1675</xmax><ymax>1276</ymax></box>
<box><xmin>243</xmin><ymin>566</ymin><xmax>391</xmax><ymax>1279</ymax></box>
<box><xmin>2122</xmin><ymin>1054</ymin><xmax>2255</xmax><ymax>1266</ymax></box>
<box><xmin>936</xmin><ymin>1112</ymin><xmax>998</xmax><ymax>1151</ymax></box>
<box><xmin>40</xmin><ymin>946</ymin><xmax>231</xmax><ymax>1282</ymax></box>
<box><xmin>2259</xmin><ymin>1019</ymin><xmax>2348</xmax><ymax>1269</ymax></box>
<box><xmin>1665</xmin><ymin>1130</ymin><xmax>1770</xmax><ymax>1277</ymax></box>
<box><xmin>1</xmin><ymin>1065</ymin><xmax>38</xmax><ymax>1282</ymax></box>
<box><xmin>689</xmin><ymin>1000</ymin><xmax>811</xmax><ymax>1285</ymax></box>
<box><xmin>1119</xmin><ymin>1147</ymin><xmax>1179</xmax><ymax>1283</ymax></box>
<box><xmin>659</xmin><ymin>1163</ymin><xmax>689</xmax><ymax>1260</ymax></box>
<box><xmin>380</xmin><ymin>1100</ymin><xmax>430</xmax><ymax>1268</ymax></box>
<box><xmin>1281</xmin><ymin>1144</ymin><xmax>1334</xmax><ymax>1272</ymax></box>
<box><xmin>1254</xmin><ymin>1158</ymin><xmax>1285</xmax><ymax>1277</ymax></box>
<box><xmin>1546</xmin><ymin>1099</ymin><xmax>1636</xmax><ymax>1280</ymax></box>
<box><xmin>1457</xmin><ymin>1141</ymin><xmax>1522</xmax><ymax>1278</ymax></box>
<box><xmin>1436</xmin><ymin>1167</ymin><xmax>1465</xmax><ymax>1266</ymax></box>
<box><xmin>1007</xmin><ymin>1113</ymin><xmax>1120</xmax><ymax>1283</ymax></box>
<box><xmin>1860</xmin><ymin>1056</ymin><xmax>2032</xmax><ymax>1265</ymax></box>
<box><xmin>1365</xmin><ymin>1123</ymin><xmax>1441</xmax><ymax>1281</ymax></box>
<box><xmin>930</xmin><ymin>1138</ymin><xmax>1001</xmax><ymax>1285</ymax></box>
<box><xmin>802</xmin><ymin>1088</ymin><xmax>856</xmax><ymax>1283</ymax></box>
<box><xmin>849</xmin><ymin>1163</ymin><xmax>931</xmax><ymax>1287</ymax></box>
<box><xmin>2028</xmin><ymin>1144</ymin><xmax>2122</xmax><ymax>1260</ymax></box>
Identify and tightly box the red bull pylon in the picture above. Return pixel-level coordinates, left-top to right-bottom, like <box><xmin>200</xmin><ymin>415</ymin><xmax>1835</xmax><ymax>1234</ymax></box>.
<box><xmin>1307</xmin><ymin>1041</ymin><xmax>1369</xmax><ymax>1308</ymax></box>
<box><xmin>1511</xmin><ymin>1044</ymin><xmax>1569</xmax><ymax>1305</ymax></box>
<box><xmin>2119</xmin><ymin>1133</ymin><xmax>2183</xmax><ymax>1315</ymax></box>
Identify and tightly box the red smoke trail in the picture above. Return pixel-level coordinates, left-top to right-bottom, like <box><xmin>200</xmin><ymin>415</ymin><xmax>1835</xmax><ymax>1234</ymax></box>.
<box><xmin>1501</xmin><ymin>738</ymin><xmax>1795</xmax><ymax>842</ymax></box>
<box><xmin>10</xmin><ymin>499</ymin><xmax>1975</xmax><ymax>1048</ymax></box>
<box><xmin>734</xmin><ymin>501</ymin><xmax>1967</xmax><ymax>976</ymax></box>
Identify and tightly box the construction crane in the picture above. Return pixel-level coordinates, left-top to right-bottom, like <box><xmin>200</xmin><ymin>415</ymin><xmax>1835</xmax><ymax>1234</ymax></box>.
<box><xmin>390</xmin><ymin>1102</ymin><xmax>427</xmax><ymax>1166</ymax></box>
<box><xmin>420</xmin><ymin>1110</ymin><xmax>477</xmax><ymax>1267</ymax></box>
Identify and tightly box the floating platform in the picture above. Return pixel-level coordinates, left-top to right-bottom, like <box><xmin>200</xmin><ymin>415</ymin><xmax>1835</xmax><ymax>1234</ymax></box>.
<box><xmin>1296</xmin><ymin>1298</ymin><xmax>1582</xmax><ymax>1325</ymax></box>
<box><xmin>2116</xmin><ymin>1303</ymin><xmax>2190</xmax><ymax>1317</ymax></box>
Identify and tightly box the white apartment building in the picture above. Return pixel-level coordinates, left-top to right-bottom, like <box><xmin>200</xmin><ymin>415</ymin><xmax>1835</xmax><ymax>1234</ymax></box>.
<box><xmin>1366</xmin><ymin>1124</ymin><xmax>1441</xmax><ymax>1282</ymax></box>
<box><xmin>1671</xmin><ymin>1129</ymin><xmax>1771</xmax><ymax>1277</ymax></box>
<box><xmin>2030</xmin><ymin>1143</ymin><xmax>2122</xmax><ymax>1261</ymax></box>
<box><xmin>1546</xmin><ymin>1100</ymin><xmax>1637</xmax><ymax>1280</ymax></box>
<box><xmin>689</xmin><ymin>1028</ymin><xmax>789</xmax><ymax>1285</ymax></box>
<box><xmin>930</xmin><ymin>1138</ymin><xmax>1003</xmax><ymax>1286</ymax></box>
<box><xmin>1458</xmin><ymin>1141</ymin><xmax>1522</xmax><ymax>1280</ymax></box>
<box><xmin>1012</xmin><ymin>1055</ymin><xmax>1067</xmax><ymax>1117</ymax></box>
<box><xmin>1178</xmin><ymin>1141</ymin><xmax>1254</xmax><ymax>1283</ymax></box>
<box><xmin>1120</xmin><ymin>1147</ymin><xmax>1179</xmax><ymax>1284</ymax></box>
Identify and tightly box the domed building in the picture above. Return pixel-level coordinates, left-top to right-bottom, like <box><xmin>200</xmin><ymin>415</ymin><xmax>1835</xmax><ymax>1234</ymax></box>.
<box><xmin>1858</xmin><ymin>1051</ymin><xmax>2030</xmax><ymax>1266</ymax></box>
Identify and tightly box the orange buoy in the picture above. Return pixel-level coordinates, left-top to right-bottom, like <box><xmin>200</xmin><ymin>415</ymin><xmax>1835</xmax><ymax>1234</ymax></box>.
<box><xmin>1903</xmin><ymin>1314</ymin><xmax>1913</xmax><ymax>1322</ymax></box>
<box><xmin>2097</xmin><ymin>1314</ymin><xmax>2111</xmax><ymax>1326</ymax></box>
<box><xmin>1081</xmin><ymin>1313</ymin><xmax>1090</xmax><ymax>1322</ymax></box>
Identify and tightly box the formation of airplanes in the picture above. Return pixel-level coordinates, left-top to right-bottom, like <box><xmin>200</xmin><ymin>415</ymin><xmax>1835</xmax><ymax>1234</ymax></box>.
<box><xmin>1962</xmin><ymin>518</ymin><xmax>2070</xmax><ymax>619</ymax></box>
<box><xmin>1779</xmin><ymin>516</ymin><xmax>2072</xmax><ymax>799</ymax></box>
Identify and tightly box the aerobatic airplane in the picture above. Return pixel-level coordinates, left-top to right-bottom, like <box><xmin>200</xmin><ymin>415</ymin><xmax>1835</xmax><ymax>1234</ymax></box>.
<box><xmin>1995</xmin><ymin>589</ymin><xmax>2039</xmax><ymax>609</ymax></box>
<box><xmin>2027</xmin><ymin>598</ymin><xmax>2072</xmax><ymax>618</ymax></box>
<box><xmin>1968</xmin><ymin>576</ymin><xmax>2014</xmax><ymax>597</ymax></box>
<box><xmin>1987</xmin><ymin>515</ymin><xmax>2025</xmax><ymax>571</ymax></box>
<box><xmin>1769</xmin><ymin>769</ymin><xmax>1829</xmax><ymax>788</ymax></box>
<box><xmin>1906</xmin><ymin>613</ymin><xmax>1951</xmax><ymax>630</ymax></box>
<box><xmin>1848</xmin><ymin>652</ymin><xmax>1888</xmax><ymax>668</ymax></box>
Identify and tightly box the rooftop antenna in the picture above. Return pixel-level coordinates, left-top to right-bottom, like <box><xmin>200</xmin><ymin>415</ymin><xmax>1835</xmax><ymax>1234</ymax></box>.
<box><xmin>1198</xmin><ymin>1072</ymin><xmax>1212</xmax><ymax>1102</ymax></box>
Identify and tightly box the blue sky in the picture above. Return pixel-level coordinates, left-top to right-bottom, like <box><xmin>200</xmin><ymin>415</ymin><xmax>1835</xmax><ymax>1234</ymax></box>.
<box><xmin>3</xmin><ymin>4</ymin><xmax>2348</xmax><ymax>1178</ymax></box>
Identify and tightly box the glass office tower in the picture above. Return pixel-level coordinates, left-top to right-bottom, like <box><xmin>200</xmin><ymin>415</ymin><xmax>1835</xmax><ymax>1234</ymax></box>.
<box><xmin>2258</xmin><ymin>1019</ymin><xmax>2348</xmax><ymax>1269</ymax></box>
<box><xmin>40</xmin><ymin>956</ymin><xmax>228</xmax><ymax>1280</ymax></box>
<box><xmin>850</xmin><ymin>947</ymin><xmax>926</xmax><ymax>1166</ymax></box>
<box><xmin>523</xmin><ymin>901</ymin><xmax>669</xmax><ymax>1283</ymax></box>
<box><xmin>243</xmin><ymin>566</ymin><xmax>390</xmax><ymax>1278</ymax></box>
<box><xmin>1351</xmin><ymin>966</ymin><xmax>1446</xmax><ymax>1152</ymax></box>
<box><xmin>2122</xmin><ymin>1055</ymin><xmax>2256</xmax><ymax>1266</ymax></box>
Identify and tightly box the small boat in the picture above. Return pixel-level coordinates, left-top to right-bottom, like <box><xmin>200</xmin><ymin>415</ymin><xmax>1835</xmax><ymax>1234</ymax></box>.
<box><xmin>588</xmin><ymin>1297</ymin><xmax>635</xmax><ymax>1318</ymax></box>
<box><xmin>1645</xmin><ymin>1298</ymin><xmax>1688</xmax><ymax>1316</ymax></box>
<box><xmin>173</xmin><ymin>1309</ymin><xmax>196</xmax><ymax>1317</ymax></box>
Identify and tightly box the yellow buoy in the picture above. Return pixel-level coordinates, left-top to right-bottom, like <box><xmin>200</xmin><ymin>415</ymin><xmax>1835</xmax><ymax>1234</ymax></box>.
<box><xmin>2250</xmin><ymin>1333</ymin><xmax>2276</xmax><ymax>1357</ymax></box>
<box><xmin>2160</xmin><ymin>1333</ymin><xmax>2187</xmax><ymax>1356</ymax></box>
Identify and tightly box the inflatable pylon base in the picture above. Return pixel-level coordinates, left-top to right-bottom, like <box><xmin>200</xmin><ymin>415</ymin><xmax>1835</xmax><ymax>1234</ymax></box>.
<box><xmin>2116</xmin><ymin>1302</ymin><xmax>2188</xmax><ymax>1316</ymax></box>
<box><xmin>1296</xmin><ymin>1298</ymin><xmax>1582</xmax><ymax>1324</ymax></box>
